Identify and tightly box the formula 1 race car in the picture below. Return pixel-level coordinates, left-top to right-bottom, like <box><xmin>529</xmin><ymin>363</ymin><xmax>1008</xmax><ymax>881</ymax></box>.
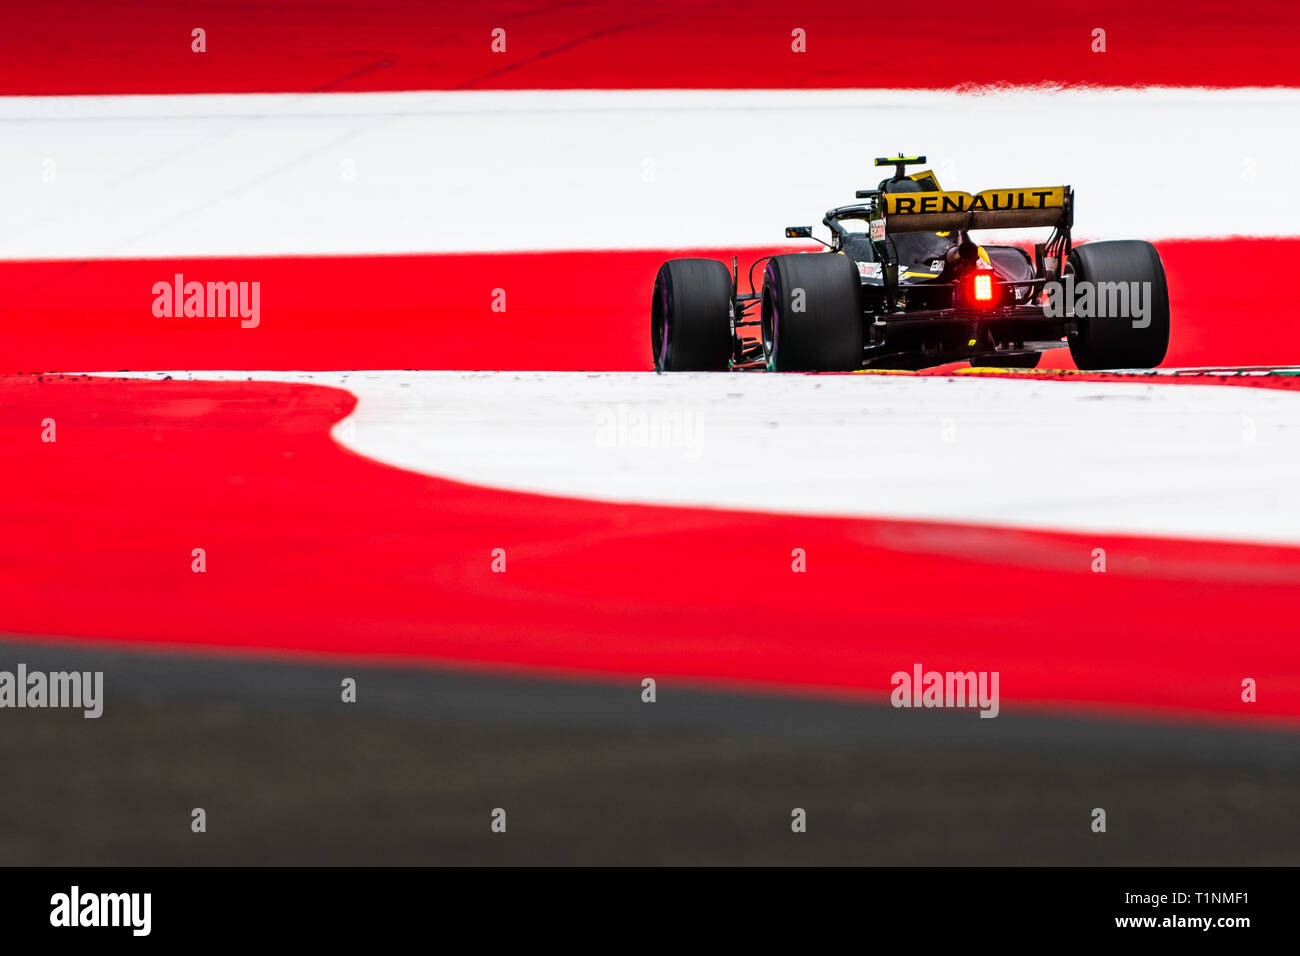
<box><xmin>650</xmin><ymin>155</ymin><xmax>1170</xmax><ymax>371</ymax></box>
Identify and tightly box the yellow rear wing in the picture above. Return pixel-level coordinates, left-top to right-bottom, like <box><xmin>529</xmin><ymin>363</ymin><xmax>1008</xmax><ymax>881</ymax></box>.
<box><xmin>882</xmin><ymin>186</ymin><xmax>1071</xmax><ymax>234</ymax></box>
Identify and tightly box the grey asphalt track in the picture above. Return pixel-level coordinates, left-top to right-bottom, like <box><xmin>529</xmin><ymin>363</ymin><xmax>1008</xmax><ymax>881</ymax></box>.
<box><xmin>1</xmin><ymin>638</ymin><xmax>1297</xmax><ymax>865</ymax></box>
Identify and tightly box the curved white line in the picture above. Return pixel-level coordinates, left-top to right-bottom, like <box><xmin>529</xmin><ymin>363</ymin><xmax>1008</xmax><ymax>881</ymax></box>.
<box><xmin>95</xmin><ymin>370</ymin><xmax>1300</xmax><ymax>546</ymax></box>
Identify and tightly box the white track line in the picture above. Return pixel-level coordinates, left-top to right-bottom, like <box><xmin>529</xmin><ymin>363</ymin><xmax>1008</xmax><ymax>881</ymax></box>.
<box><xmin>4</xmin><ymin>88</ymin><xmax>1297</xmax><ymax>259</ymax></box>
<box><xmin>97</xmin><ymin>370</ymin><xmax>1300</xmax><ymax>546</ymax></box>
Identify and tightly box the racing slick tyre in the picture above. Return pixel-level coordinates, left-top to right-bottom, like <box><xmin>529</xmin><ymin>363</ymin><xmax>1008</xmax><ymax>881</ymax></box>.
<box><xmin>1065</xmin><ymin>240</ymin><xmax>1170</xmax><ymax>370</ymax></box>
<box><xmin>762</xmin><ymin>253</ymin><xmax>864</xmax><ymax>371</ymax></box>
<box><xmin>651</xmin><ymin>258</ymin><xmax>734</xmax><ymax>371</ymax></box>
<box><xmin>972</xmin><ymin>352</ymin><xmax>1041</xmax><ymax>369</ymax></box>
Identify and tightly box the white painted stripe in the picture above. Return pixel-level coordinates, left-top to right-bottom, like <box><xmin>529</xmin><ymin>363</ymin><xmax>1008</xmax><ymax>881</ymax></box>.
<box><xmin>3</xmin><ymin>88</ymin><xmax>1297</xmax><ymax>259</ymax></box>
<box><xmin>95</xmin><ymin>370</ymin><xmax>1300</xmax><ymax>545</ymax></box>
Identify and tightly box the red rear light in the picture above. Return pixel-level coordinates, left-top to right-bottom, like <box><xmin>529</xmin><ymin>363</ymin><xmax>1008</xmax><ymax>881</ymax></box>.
<box><xmin>972</xmin><ymin>273</ymin><xmax>994</xmax><ymax>302</ymax></box>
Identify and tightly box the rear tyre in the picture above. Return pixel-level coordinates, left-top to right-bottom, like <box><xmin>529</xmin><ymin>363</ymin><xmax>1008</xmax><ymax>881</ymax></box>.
<box><xmin>761</xmin><ymin>254</ymin><xmax>863</xmax><ymax>371</ymax></box>
<box><xmin>1066</xmin><ymin>240</ymin><xmax>1170</xmax><ymax>370</ymax></box>
<box><xmin>650</xmin><ymin>258</ymin><xmax>734</xmax><ymax>371</ymax></box>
